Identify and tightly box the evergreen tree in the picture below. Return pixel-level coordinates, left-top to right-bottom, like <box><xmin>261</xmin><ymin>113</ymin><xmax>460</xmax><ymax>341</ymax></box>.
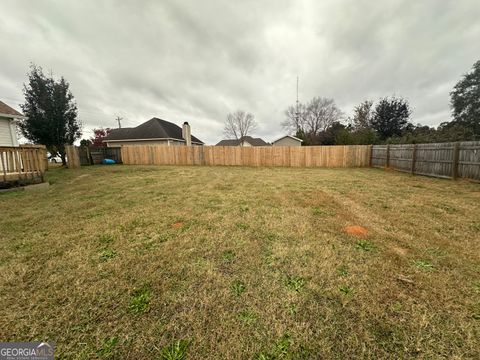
<box><xmin>371</xmin><ymin>96</ymin><xmax>411</xmax><ymax>140</ymax></box>
<box><xmin>20</xmin><ymin>64</ymin><xmax>81</xmax><ymax>165</ymax></box>
<box><xmin>450</xmin><ymin>60</ymin><xmax>480</xmax><ymax>136</ymax></box>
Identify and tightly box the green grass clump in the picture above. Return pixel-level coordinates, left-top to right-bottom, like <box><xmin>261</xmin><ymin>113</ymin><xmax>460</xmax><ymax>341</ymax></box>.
<box><xmin>99</xmin><ymin>249</ymin><xmax>117</xmax><ymax>261</ymax></box>
<box><xmin>222</xmin><ymin>250</ymin><xmax>236</xmax><ymax>262</ymax></box>
<box><xmin>236</xmin><ymin>222</ymin><xmax>249</xmax><ymax>230</ymax></box>
<box><xmin>97</xmin><ymin>337</ymin><xmax>119</xmax><ymax>358</ymax></box>
<box><xmin>129</xmin><ymin>283</ymin><xmax>152</xmax><ymax>315</ymax></box>
<box><xmin>255</xmin><ymin>334</ymin><xmax>293</xmax><ymax>359</ymax></box>
<box><xmin>238</xmin><ymin>310</ymin><xmax>257</xmax><ymax>324</ymax></box>
<box><xmin>337</xmin><ymin>265</ymin><xmax>349</xmax><ymax>276</ymax></box>
<box><xmin>339</xmin><ymin>285</ymin><xmax>353</xmax><ymax>296</ymax></box>
<box><xmin>285</xmin><ymin>276</ymin><xmax>306</xmax><ymax>292</ymax></box>
<box><xmin>231</xmin><ymin>280</ymin><xmax>246</xmax><ymax>296</ymax></box>
<box><xmin>413</xmin><ymin>260</ymin><xmax>435</xmax><ymax>272</ymax></box>
<box><xmin>159</xmin><ymin>340</ymin><xmax>190</xmax><ymax>360</ymax></box>
<box><xmin>356</xmin><ymin>240</ymin><xmax>376</xmax><ymax>252</ymax></box>
<box><xmin>474</xmin><ymin>281</ymin><xmax>480</xmax><ymax>294</ymax></box>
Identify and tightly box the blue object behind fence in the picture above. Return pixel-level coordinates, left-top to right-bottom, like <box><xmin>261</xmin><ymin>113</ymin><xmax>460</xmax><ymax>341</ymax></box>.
<box><xmin>102</xmin><ymin>159</ymin><xmax>116</xmax><ymax>165</ymax></box>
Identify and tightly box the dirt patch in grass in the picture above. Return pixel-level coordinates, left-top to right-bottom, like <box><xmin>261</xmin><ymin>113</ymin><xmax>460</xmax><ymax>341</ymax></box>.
<box><xmin>171</xmin><ymin>221</ymin><xmax>184</xmax><ymax>229</ymax></box>
<box><xmin>344</xmin><ymin>225</ymin><xmax>368</xmax><ymax>237</ymax></box>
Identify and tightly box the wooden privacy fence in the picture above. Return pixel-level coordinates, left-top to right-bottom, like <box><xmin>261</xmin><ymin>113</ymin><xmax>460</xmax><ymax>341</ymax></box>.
<box><xmin>371</xmin><ymin>141</ymin><xmax>480</xmax><ymax>180</ymax></box>
<box><xmin>0</xmin><ymin>145</ymin><xmax>47</xmax><ymax>187</ymax></box>
<box><xmin>66</xmin><ymin>146</ymin><xmax>123</xmax><ymax>168</ymax></box>
<box><xmin>121</xmin><ymin>145</ymin><xmax>372</xmax><ymax>168</ymax></box>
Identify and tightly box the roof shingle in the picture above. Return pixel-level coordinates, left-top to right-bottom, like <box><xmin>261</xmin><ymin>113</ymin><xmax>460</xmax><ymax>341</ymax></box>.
<box><xmin>0</xmin><ymin>100</ymin><xmax>23</xmax><ymax>117</ymax></box>
<box><xmin>216</xmin><ymin>136</ymin><xmax>269</xmax><ymax>146</ymax></box>
<box><xmin>104</xmin><ymin>117</ymin><xmax>203</xmax><ymax>144</ymax></box>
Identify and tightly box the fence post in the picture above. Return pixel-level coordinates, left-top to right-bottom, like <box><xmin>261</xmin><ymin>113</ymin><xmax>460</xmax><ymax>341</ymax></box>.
<box><xmin>369</xmin><ymin>145</ymin><xmax>373</xmax><ymax>167</ymax></box>
<box><xmin>411</xmin><ymin>144</ymin><xmax>417</xmax><ymax>175</ymax></box>
<box><xmin>1</xmin><ymin>152</ymin><xmax>7</xmax><ymax>182</ymax></box>
<box><xmin>65</xmin><ymin>145</ymin><xmax>80</xmax><ymax>169</ymax></box>
<box><xmin>385</xmin><ymin>144</ymin><xmax>390</xmax><ymax>168</ymax></box>
<box><xmin>452</xmin><ymin>142</ymin><xmax>460</xmax><ymax>180</ymax></box>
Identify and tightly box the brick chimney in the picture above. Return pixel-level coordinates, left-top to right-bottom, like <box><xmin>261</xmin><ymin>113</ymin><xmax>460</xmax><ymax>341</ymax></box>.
<box><xmin>182</xmin><ymin>122</ymin><xmax>192</xmax><ymax>146</ymax></box>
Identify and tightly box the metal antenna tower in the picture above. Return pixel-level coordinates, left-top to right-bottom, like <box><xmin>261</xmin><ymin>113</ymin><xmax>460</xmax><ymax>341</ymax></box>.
<box><xmin>295</xmin><ymin>75</ymin><xmax>299</xmax><ymax>123</ymax></box>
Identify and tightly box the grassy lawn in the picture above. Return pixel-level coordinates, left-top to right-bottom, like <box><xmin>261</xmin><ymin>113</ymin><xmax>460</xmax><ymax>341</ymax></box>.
<box><xmin>1</xmin><ymin>165</ymin><xmax>479</xmax><ymax>359</ymax></box>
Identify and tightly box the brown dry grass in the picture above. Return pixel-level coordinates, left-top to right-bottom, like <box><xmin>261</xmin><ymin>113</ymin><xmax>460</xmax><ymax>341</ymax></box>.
<box><xmin>0</xmin><ymin>165</ymin><xmax>479</xmax><ymax>359</ymax></box>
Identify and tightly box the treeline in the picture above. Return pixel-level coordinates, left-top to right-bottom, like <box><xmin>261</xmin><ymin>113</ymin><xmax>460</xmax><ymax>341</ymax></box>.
<box><xmin>283</xmin><ymin>60</ymin><xmax>480</xmax><ymax>145</ymax></box>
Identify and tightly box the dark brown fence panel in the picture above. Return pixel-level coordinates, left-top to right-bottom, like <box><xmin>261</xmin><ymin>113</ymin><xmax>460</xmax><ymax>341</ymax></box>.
<box><xmin>389</xmin><ymin>144</ymin><xmax>415</xmax><ymax>173</ymax></box>
<box><xmin>84</xmin><ymin>147</ymin><xmax>123</xmax><ymax>165</ymax></box>
<box><xmin>458</xmin><ymin>141</ymin><xmax>480</xmax><ymax>179</ymax></box>
<box><xmin>372</xmin><ymin>141</ymin><xmax>480</xmax><ymax>181</ymax></box>
<box><xmin>414</xmin><ymin>143</ymin><xmax>455</xmax><ymax>178</ymax></box>
<box><xmin>371</xmin><ymin>145</ymin><xmax>387</xmax><ymax>167</ymax></box>
<box><xmin>78</xmin><ymin>147</ymin><xmax>92</xmax><ymax>165</ymax></box>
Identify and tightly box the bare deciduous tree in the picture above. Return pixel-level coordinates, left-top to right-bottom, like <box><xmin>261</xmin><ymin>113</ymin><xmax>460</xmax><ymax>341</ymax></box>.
<box><xmin>350</xmin><ymin>100</ymin><xmax>373</xmax><ymax>129</ymax></box>
<box><xmin>306</xmin><ymin>97</ymin><xmax>343</xmax><ymax>133</ymax></box>
<box><xmin>282</xmin><ymin>97</ymin><xmax>343</xmax><ymax>144</ymax></box>
<box><xmin>224</xmin><ymin>110</ymin><xmax>257</xmax><ymax>140</ymax></box>
<box><xmin>281</xmin><ymin>103</ymin><xmax>308</xmax><ymax>134</ymax></box>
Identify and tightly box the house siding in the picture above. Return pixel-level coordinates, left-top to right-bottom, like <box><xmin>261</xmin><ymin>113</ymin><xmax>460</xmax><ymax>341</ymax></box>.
<box><xmin>272</xmin><ymin>137</ymin><xmax>301</xmax><ymax>147</ymax></box>
<box><xmin>106</xmin><ymin>139</ymin><xmax>170</xmax><ymax>148</ymax></box>
<box><xmin>0</xmin><ymin>117</ymin><xmax>18</xmax><ymax>147</ymax></box>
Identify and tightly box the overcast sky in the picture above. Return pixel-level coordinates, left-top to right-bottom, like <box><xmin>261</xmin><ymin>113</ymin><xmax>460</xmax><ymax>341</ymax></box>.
<box><xmin>1</xmin><ymin>0</ymin><xmax>479</xmax><ymax>144</ymax></box>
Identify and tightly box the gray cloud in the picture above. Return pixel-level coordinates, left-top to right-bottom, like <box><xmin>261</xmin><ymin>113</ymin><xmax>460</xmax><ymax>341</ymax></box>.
<box><xmin>1</xmin><ymin>0</ymin><xmax>479</xmax><ymax>144</ymax></box>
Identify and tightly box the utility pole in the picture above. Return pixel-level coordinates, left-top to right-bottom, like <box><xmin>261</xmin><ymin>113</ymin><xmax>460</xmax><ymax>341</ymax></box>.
<box><xmin>116</xmin><ymin>116</ymin><xmax>123</xmax><ymax>129</ymax></box>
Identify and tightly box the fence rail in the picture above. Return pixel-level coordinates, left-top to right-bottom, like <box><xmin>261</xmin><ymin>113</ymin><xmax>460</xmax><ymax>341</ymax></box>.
<box><xmin>371</xmin><ymin>141</ymin><xmax>480</xmax><ymax>180</ymax></box>
<box><xmin>0</xmin><ymin>145</ymin><xmax>47</xmax><ymax>188</ymax></box>
<box><xmin>121</xmin><ymin>145</ymin><xmax>372</xmax><ymax>168</ymax></box>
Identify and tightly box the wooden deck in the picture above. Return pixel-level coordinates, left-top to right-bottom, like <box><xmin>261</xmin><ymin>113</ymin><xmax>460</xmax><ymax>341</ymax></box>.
<box><xmin>0</xmin><ymin>145</ymin><xmax>47</xmax><ymax>189</ymax></box>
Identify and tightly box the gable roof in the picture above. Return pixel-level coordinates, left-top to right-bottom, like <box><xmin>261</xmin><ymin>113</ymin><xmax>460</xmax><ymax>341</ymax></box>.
<box><xmin>216</xmin><ymin>136</ymin><xmax>269</xmax><ymax>146</ymax></box>
<box><xmin>104</xmin><ymin>117</ymin><xmax>204</xmax><ymax>144</ymax></box>
<box><xmin>215</xmin><ymin>139</ymin><xmax>239</xmax><ymax>146</ymax></box>
<box><xmin>272</xmin><ymin>135</ymin><xmax>303</xmax><ymax>143</ymax></box>
<box><xmin>0</xmin><ymin>100</ymin><xmax>23</xmax><ymax>118</ymax></box>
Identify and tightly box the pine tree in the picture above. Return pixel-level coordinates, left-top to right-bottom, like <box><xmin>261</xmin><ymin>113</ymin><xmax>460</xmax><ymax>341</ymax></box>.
<box><xmin>20</xmin><ymin>64</ymin><xmax>81</xmax><ymax>165</ymax></box>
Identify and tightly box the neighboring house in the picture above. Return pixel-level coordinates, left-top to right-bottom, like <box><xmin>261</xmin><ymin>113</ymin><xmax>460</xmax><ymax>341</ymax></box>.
<box><xmin>271</xmin><ymin>135</ymin><xmax>303</xmax><ymax>147</ymax></box>
<box><xmin>0</xmin><ymin>100</ymin><xmax>23</xmax><ymax>147</ymax></box>
<box><xmin>216</xmin><ymin>136</ymin><xmax>269</xmax><ymax>147</ymax></box>
<box><xmin>103</xmin><ymin>117</ymin><xmax>204</xmax><ymax>147</ymax></box>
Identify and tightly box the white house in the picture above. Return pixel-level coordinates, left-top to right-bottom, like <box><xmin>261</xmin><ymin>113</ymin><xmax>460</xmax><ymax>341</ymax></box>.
<box><xmin>0</xmin><ymin>100</ymin><xmax>22</xmax><ymax>147</ymax></box>
<box><xmin>271</xmin><ymin>135</ymin><xmax>303</xmax><ymax>147</ymax></box>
